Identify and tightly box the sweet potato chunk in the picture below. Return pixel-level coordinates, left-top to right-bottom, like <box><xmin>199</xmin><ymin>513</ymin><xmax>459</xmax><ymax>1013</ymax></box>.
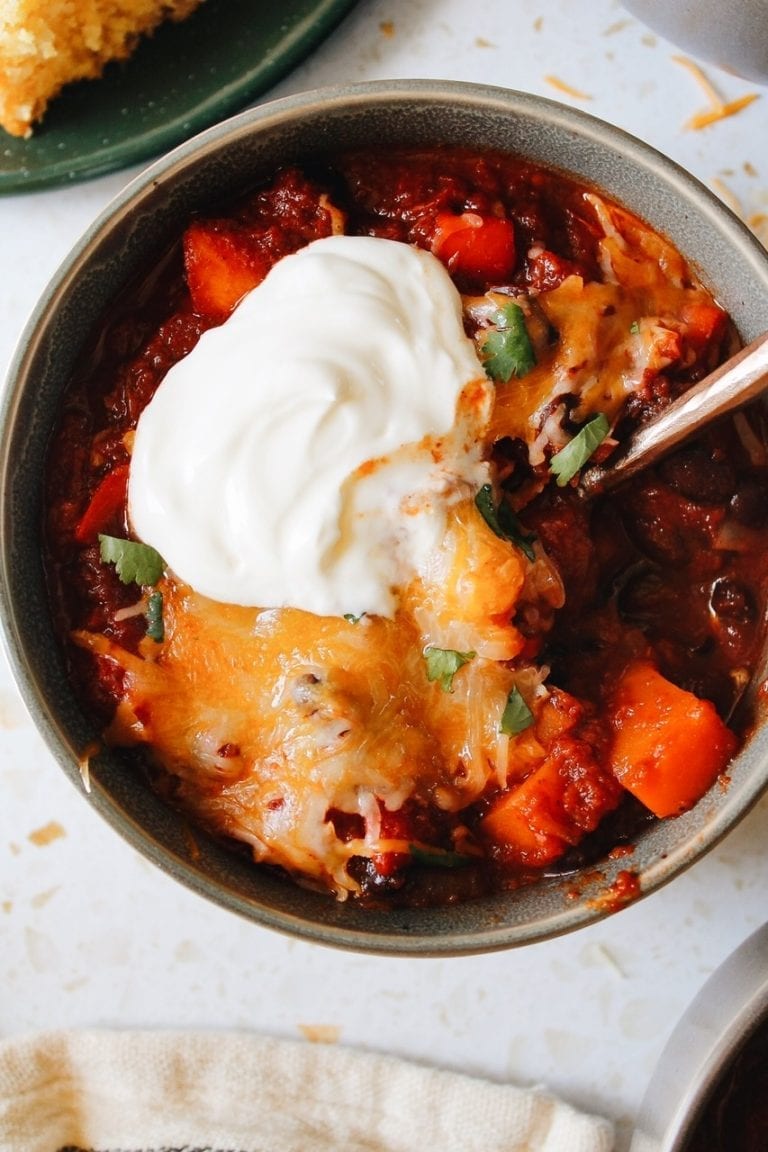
<box><xmin>183</xmin><ymin>221</ymin><xmax>270</xmax><ymax>320</ymax></box>
<box><xmin>607</xmin><ymin>660</ymin><xmax>737</xmax><ymax>817</ymax></box>
<box><xmin>481</xmin><ymin>730</ymin><xmax>622</xmax><ymax>869</ymax></box>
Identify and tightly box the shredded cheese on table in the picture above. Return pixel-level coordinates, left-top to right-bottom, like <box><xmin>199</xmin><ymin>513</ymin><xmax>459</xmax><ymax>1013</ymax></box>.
<box><xmin>673</xmin><ymin>55</ymin><xmax>760</xmax><ymax>130</ymax></box>
<box><xmin>543</xmin><ymin>75</ymin><xmax>593</xmax><ymax>101</ymax></box>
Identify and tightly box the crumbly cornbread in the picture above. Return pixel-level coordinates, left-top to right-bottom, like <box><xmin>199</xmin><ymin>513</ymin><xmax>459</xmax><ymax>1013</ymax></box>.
<box><xmin>0</xmin><ymin>0</ymin><xmax>204</xmax><ymax>137</ymax></box>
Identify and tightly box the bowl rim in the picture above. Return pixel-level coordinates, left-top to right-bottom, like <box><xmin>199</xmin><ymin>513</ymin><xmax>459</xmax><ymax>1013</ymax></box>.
<box><xmin>3</xmin><ymin>78</ymin><xmax>768</xmax><ymax>955</ymax></box>
<box><xmin>630</xmin><ymin>922</ymin><xmax>768</xmax><ymax>1151</ymax></box>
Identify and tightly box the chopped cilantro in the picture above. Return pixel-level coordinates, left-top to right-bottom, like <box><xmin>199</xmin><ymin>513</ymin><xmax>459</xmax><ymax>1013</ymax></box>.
<box><xmin>629</xmin><ymin>320</ymin><xmax>640</xmax><ymax>334</ymax></box>
<box><xmin>474</xmin><ymin>484</ymin><xmax>536</xmax><ymax>562</ymax></box>
<box><xmin>423</xmin><ymin>646</ymin><xmax>476</xmax><ymax>693</ymax></box>
<box><xmin>482</xmin><ymin>301</ymin><xmax>536</xmax><ymax>383</ymax></box>
<box><xmin>343</xmin><ymin>612</ymin><xmax>364</xmax><ymax>624</ymax></box>
<box><xmin>410</xmin><ymin>845</ymin><xmax>470</xmax><ymax>869</ymax></box>
<box><xmin>549</xmin><ymin>413</ymin><xmax>610</xmax><ymax>487</ymax></box>
<box><xmin>499</xmin><ymin>686</ymin><xmax>534</xmax><ymax>736</ymax></box>
<box><xmin>146</xmin><ymin>591</ymin><xmax>164</xmax><ymax>643</ymax></box>
<box><xmin>98</xmin><ymin>534</ymin><xmax>165</xmax><ymax>586</ymax></box>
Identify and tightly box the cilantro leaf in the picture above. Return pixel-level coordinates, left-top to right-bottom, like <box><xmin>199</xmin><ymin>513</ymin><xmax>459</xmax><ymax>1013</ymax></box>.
<box><xmin>549</xmin><ymin>413</ymin><xmax>611</xmax><ymax>487</ymax></box>
<box><xmin>146</xmin><ymin>590</ymin><xmax>164</xmax><ymax>642</ymax></box>
<box><xmin>423</xmin><ymin>646</ymin><xmax>476</xmax><ymax>692</ymax></box>
<box><xmin>99</xmin><ymin>534</ymin><xmax>165</xmax><ymax>586</ymax></box>
<box><xmin>409</xmin><ymin>845</ymin><xmax>470</xmax><ymax>869</ymax></box>
<box><xmin>482</xmin><ymin>302</ymin><xmax>536</xmax><ymax>382</ymax></box>
<box><xmin>499</xmin><ymin>686</ymin><xmax>534</xmax><ymax>736</ymax></box>
<box><xmin>474</xmin><ymin>484</ymin><xmax>537</xmax><ymax>562</ymax></box>
<box><xmin>343</xmin><ymin>612</ymin><xmax>364</xmax><ymax>624</ymax></box>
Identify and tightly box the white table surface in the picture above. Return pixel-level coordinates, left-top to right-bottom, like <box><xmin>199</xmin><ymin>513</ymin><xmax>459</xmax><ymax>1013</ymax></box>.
<box><xmin>2</xmin><ymin>2</ymin><xmax>768</xmax><ymax>1147</ymax></box>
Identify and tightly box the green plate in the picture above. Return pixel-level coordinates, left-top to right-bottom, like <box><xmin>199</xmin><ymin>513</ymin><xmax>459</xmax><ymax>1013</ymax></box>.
<box><xmin>0</xmin><ymin>0</ymin><xmax>357</xmax><ymax>193</ymax></box>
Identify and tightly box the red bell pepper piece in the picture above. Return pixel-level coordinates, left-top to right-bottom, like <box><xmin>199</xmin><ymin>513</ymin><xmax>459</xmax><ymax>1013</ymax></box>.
<box><xmin>74</xmin><ymin>464</ymin><xmax>129</xmax><ymax>544</ymax></box>
<box><xmin>432</xmin><ymin>211</ymin><xmax>516</xmax><ymax>282</ymax></box>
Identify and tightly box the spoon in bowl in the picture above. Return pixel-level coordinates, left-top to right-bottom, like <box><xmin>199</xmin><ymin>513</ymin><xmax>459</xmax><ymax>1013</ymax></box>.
<box><xmin>579</xmin><ymin>330</ymin><xmax>768</xmax><ymax>497</ymax></box>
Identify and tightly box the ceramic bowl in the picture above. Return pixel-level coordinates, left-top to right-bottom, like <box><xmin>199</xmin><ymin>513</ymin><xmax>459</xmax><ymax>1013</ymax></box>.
<box><xmin>2</xmin><ymin>80</ymin><xmax>768</xmax><ymax>955</ymax></box>
<box><xmin>622</xmin><ymin>0</ymin><xmax>768</xmax><ymax>84</ymax></box>
<box><xmin>631</xmin><ymin>922</ymin><xmax>768</xmax><ymax>1151</ymax></box>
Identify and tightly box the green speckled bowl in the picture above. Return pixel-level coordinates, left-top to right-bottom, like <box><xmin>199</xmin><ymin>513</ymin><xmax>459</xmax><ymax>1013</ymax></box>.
<box><xmin>2</xmin><ymin>81</ymin><xmax>768</xmax><ymax>955</ymax></box>
<box><xmin>0</xmin><ymin>0</ymin><xmax>357</xmax><ymax>193</ymax></box>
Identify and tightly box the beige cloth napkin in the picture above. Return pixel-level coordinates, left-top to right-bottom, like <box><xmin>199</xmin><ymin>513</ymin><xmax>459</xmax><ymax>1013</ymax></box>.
<box><xmin>0</xmin><ymin>1029</ymin><xmax>614</xmax><ymax>1152</ymax></box>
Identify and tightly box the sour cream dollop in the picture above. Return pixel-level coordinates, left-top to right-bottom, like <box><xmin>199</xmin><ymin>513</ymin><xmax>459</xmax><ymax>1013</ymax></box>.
<box><xmin>129</xmin><ymin>234</ymin><xmax>492</xmax><ymax>618</ymax></box>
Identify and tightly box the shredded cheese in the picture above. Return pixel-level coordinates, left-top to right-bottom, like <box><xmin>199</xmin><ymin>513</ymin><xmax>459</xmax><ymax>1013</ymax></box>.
<box><xmin>705</xmin><ymin>180</ymin><xmax>768</xmax><ymax>251</ymax></box>
<box><xmin>602</xmin><ymin>19</ymin><xmax>632</xmax><ymax>36</ymax></box>
<box><xmin>27</xmin><ymin>821</ymin><xmax>66</xmax><ymax>846</ymax></box>
<box><xmin>749</xmin><ymin>212</ymin><xmax>768</xmax><ymax>247</ymax></box>
<box><xmin>488</xmin><ymin>193</ymin><xmax>714</xmax><ymax>454</ymax></box>
<box><xmin>673</xmin><ymin>55</ymin><xmax>760</xmax><ymax>130</ymax></box>
<box><xmin>711</xmin><ymin>177</ymin><xmax>744</xmax><ymax>218</ymax></box>
<box><xmin>688</xmin><ymin>94</ymin><xmax>760</xmax><ymax>131</ymax></box>
<box><xmin>75</xmin><ymin>498</ymin><xmax>564</xmax><ymax>898</ymax></box>
<box><xmin>77</xmin><ymin>740</ymin><xmax>101</xmax><ymax>793</ymax></box>
<box><xmin>543</xmin><ymin>75</ymin><xmax>593</xmax><ymax>101</ymax></box>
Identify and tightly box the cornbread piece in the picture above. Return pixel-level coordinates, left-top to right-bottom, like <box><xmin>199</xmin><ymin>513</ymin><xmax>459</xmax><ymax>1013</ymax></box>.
<box><xmin>0</xmin><ymin>0</ymin><xmax>205</xmax><ymax>137</ymax></box>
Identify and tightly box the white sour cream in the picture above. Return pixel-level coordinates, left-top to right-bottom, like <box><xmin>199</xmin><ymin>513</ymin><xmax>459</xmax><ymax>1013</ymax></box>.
<box><xmin>129</xmin><ymin>234</ymin><xmax>492</xmax><ymax>618</ymax></box>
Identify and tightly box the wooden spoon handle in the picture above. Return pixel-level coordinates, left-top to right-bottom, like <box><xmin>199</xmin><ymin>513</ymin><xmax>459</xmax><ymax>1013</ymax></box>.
<box><xmin>581</xmin><ymin>330</ymin><xmax>768</xmax><ymax>497</ymax></box>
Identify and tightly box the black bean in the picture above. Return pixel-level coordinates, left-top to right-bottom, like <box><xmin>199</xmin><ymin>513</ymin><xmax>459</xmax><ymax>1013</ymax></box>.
<box><xmin>710</xmin><ymin>578</ymin><xmax>755</xmax><ymax>622</ymax></box>
<box><xmin>657</xmin><ymin>446</ymin><xmax>735</xmax><ymax>505</ymax></box>
<box><xmin>622</xmin><ymin>511</ymin><xmax>691</xmax><ymax>565</ymax></box>
<box><xmin>729</xmin><ymin>475</ymin><xmax>768</xmax><ymax>527</ymax></box>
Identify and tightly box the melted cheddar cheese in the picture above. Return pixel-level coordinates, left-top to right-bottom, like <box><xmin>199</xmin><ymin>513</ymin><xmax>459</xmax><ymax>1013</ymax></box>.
<box><xmin>487</xmin><ymin>194</ymin><xmax>727</xmax><ymax>466</ymax></box>
<box><xmin>76</xmin><ymin>498</ymin><xmax>563</xmax><ymax>896</ymax></box>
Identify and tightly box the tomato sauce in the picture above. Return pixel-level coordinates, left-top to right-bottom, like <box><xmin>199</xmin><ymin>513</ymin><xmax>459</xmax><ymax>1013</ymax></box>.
<box><xmin>43</xmin><ymin>146</ymin><xmax>768</xmax><ymax>904</ymax></box>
